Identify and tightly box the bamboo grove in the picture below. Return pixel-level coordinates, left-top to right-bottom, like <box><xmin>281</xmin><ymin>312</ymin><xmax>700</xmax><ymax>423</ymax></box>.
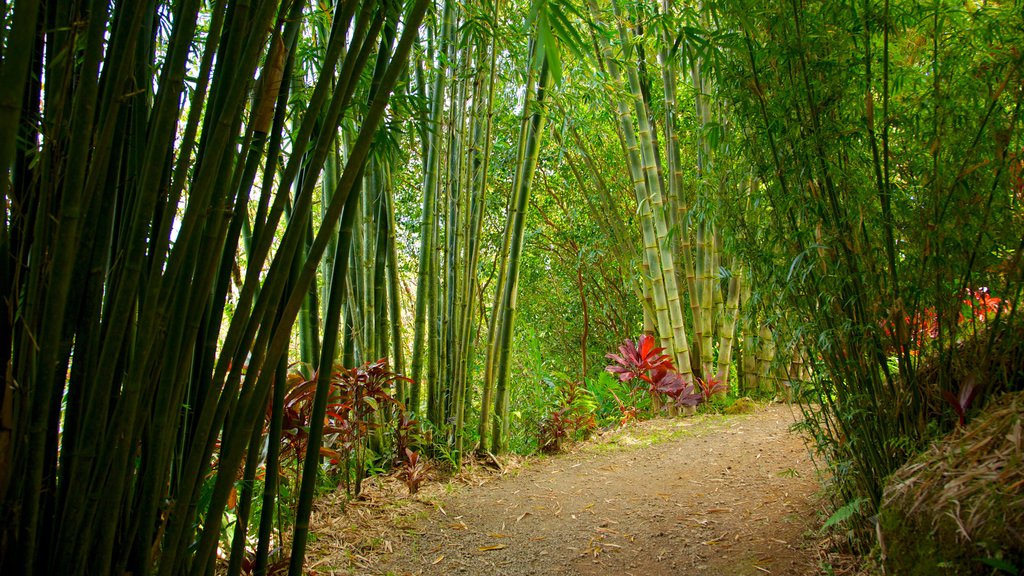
<box><xmin>2</xmin><ymin>0</ymin><xmax>1022</xmax><ymax>572</ymax></box>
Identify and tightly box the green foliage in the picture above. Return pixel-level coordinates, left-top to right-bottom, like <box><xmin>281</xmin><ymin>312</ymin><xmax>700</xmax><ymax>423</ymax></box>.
<box><xmin>714</xmin><ymin>0</ymin><xmax>1024</xmax><ymax>550</ymax></box>
<box><xmin>537</xmin><ymin>377</ymin><xmax>598</xmax><ymax>453</ymax></box>
<box><xmin>587</xmin><ymin>370</ymin><xmax>652</xmax><ymax>426</ymax></box>
<box><xmin>821</xmin><ymin>497</ymin><xmax>866</xmax><ymax>531</ymax></box>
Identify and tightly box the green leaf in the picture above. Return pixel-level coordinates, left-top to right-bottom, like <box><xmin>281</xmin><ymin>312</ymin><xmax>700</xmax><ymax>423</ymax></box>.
<box><xmin>822</xmin><ymin>498</ymin><xmax>866</xmax><ymax>530</ymax></box>
<box><xmin>977</xmin><ymin>558</ymin><xmax>1019</xmax><ymax>575</ymax></box>
<box><xmin>536</xmin><ymin>9</ymin><xmax>562</xmax><ymax>86</ymax></box>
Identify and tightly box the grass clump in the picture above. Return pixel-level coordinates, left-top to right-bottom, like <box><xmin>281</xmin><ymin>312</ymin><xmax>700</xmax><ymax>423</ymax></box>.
<box><xmin>879</xmin><ymin>391</ymin><xmax>1024</xmax><ymax>575</ymax></box>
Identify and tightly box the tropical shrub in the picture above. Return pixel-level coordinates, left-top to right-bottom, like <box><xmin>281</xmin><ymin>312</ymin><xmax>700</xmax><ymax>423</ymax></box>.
<box><xmin>537</xmin><ymin>378</ymin><xmax>599</xmax><ymax>453</ymax></box>
<box><xmin>272</xmin><ymin>359</ymin><xmax>411</xmax><ymax>497</ymax></box>
<box><xmin>605</xmin><ymin>335</ymin><xmax>706</xmax><ymax>409</ymax></box>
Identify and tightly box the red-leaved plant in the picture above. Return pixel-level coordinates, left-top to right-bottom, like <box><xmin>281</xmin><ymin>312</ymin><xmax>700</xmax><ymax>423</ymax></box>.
<box><xmin>605</xmin><ymin>334</ymin><xmax>675</xmax><ymax>382</ymax></box>
<box><xmin>606</xmin><ymin>335</ymin><xmax>704</xmax><ymax>409</ymax></box>
<box><xmin>402</xmin><ymin>448</ymin><xmax>429</xmax><ymax>495</ymax></box>
<box><xmin>271</xmin><ymin>359</ymin><xmax>412</xmax><ymax>494</ymax></box>
<box><xmin>697</xmin><ymin>376</ymin><xmax>728</xmax><ymax>401</ymax></box>
<box><xmin>942</xmin><ymin>374</ymin><xmax>982</xmax><ymax>427</ymax></box>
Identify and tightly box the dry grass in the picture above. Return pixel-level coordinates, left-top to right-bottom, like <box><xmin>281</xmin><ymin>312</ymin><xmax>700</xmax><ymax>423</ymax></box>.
<box><xmin>298</xmin><ymin>452</ymin><xmax>529</xmax><ymax>574</ymax></box>
<box><xmin>881</xmin><ymin>391</ymin><xmax>1024</xmax><ymax>566</ymax></box>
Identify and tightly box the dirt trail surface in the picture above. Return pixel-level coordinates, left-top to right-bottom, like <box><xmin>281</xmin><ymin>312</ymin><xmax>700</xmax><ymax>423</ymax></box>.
<box><xmin>309</xmin><ymin>404</ymin><xmax>823</xmax><ymax>575</ymax></box>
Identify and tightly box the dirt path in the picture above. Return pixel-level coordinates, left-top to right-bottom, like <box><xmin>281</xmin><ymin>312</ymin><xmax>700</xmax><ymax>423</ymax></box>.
<box><xmin>365</xmin><ymin>404</ymin><xmax>822</xmax><ymax>576</ymax></box>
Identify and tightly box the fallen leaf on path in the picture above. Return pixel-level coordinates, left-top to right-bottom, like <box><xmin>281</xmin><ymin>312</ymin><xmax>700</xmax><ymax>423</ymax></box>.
<box><xmin>488</xmin><ymin>533</ymin><xmax>513</xmax><ymax>538</ymax></box>
<box><xmin>432</xmin><ymin>555</ymin><xmax>444</xmax><ymax>565</ymax></box>
<box><xmin>516</xmin><ymin>512</ymin><xmax>531</xmax><ymax>522</ymax></box>
<box><xmin>705</xmin><ymin>507</ymin><xmax>732</xmax><ymax>513</ymax></box>
<box><xmin>478</xmin><ymin>545</ymin><xmax>506</xmax><ymax>551</ymax></box>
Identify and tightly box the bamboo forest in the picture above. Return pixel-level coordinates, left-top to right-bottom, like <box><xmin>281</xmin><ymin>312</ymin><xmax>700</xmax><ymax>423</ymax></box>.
<box><xmin>1</xmin><ymin>0</ymin><xmax>1022</xmax><ymax>573</ymax></box>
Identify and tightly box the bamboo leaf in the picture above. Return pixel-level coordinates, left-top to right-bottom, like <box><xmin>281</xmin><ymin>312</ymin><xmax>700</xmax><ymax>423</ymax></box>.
<box><xmin>822</xmin><ymin>498</ymin><xmax>866</xmax><ymax>530</ymax></box>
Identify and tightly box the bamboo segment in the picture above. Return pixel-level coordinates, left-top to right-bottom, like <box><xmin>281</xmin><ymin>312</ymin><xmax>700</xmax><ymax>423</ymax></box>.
<box><xmin>756</xmin><ymin>323</ymin><xmax>776</xmax><ymax>394</ymax></box>
<box><xmin>698</xmin><ymin>222</ymin><xmax>714</xmax><ymax>380</ymax></box>
<box><xmin>715</xmin><ymin>266</ymin><xmax>742</xmax><ymax>389</ymax></box>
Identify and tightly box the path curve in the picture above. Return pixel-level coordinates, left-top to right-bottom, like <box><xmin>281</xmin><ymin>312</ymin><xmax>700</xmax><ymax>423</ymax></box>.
<box><xmin>376</xmin><ymin>404</ymin><xmax>821</xmax><ymax>576</ymax></box>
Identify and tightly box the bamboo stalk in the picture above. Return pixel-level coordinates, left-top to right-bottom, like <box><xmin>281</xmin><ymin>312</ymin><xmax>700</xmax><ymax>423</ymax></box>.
<box><xmin>491</xmin><ymin>50</ymin><xmax>550</xmax><ymax>453</ymax></box>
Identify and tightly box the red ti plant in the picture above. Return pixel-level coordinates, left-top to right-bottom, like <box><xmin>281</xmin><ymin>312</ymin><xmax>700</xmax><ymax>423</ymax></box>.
<box><xmin>402</xmin><ymin>448</ymin><xmax>429</xmax><ymax>495</ymax></box>
<box><xmin>606</xmin><ymin>335</ymin><xmax>704</xmax><ymax>409</ymax></box>
<box><xmin>649</xmin><ymin>368</ymin><xmax>704</xmax><ymax>408</ymax></box>
<box><xmin>275</xmin><ymin>368</ymin><xmax>323</xmax><ymax>460</ymax></box>
<box><xmin>697</xmin><ymin>376</ymin><xmax>728</xmax><ymax>401</ymax></box>
<box><xmin>605</xmin><ymin>334</ymin><xmax>675</xmax><ymax>383</ymax></box>
<box><xmin>271</xmin><ymin>359</ymin><xmax>412</xmax><ymax>493</ymax></box>
<box><xmin>942</xmin><ymin>374</ymin><xmax>982</xmax><ymax>427</ymax></box>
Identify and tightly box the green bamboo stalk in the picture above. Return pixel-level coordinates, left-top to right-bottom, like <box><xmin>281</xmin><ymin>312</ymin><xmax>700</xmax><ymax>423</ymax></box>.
<box><xmin>712</xmin><ymin>229</ymin><xmax>724</xmax><ymax>335</ymax></box>
<box><xmin>225</xmin><ymin>420</ymin><xmax>264</xmax><ymax>576</ymax></box>
<box><xmin>254</xmin><ymin>356</ymin><xmax>287</xmax><ymax>576</ymax></box>
<box><xmin>697</xmin><ymin>221</ymin><xmax>714</xmax><ymax>380</ymax></box>
<box><xmin>410</xmin><ymin>0</ymin><xmax>454</xmax><ymax>415</ymax></box>
<box><xmin>491</xmin><ymin>48</ymin><xmax>550</xmax><ymax>453</ymax></box>
<box><xmin>427</xmin><ymin>179</ymin><xmax>442</xmax><ymax>426</ymax></box>
<box><xmin>740</xmin><ymin>281</ymin><xmax>758</xmax><ymax>394</ymax></box>
<box><xmin>468</xmin><ymin>27</ymin><xmax>501</xmax><ymax>451</ymax></box>
<box><xmin>372</xmin><ymin>163</ymin><xmax>391</xmax><ymax>363</ymax></box>
<box><xmin>0</xmin><ymin>0</ymin><xmax>42</xmax><ymax>232</ymax></box>
<box><xmin>288</xmin><ymin>169</ymin><xmax>364</xmax><ymax>576</ymax></box>
<box><xmin>383</xmin><ymin>162</ymin><xmax>407</xmax><ymax>380</ymax></box>
<box><xmin>756</xmin><ymin>323</ymin><xmax>775</xmax><ymax>394</ymax></box>
<box><xmin>480</xmin><ymin>197</ymin><xmax>512</xmax><ymax>452</ymax></box>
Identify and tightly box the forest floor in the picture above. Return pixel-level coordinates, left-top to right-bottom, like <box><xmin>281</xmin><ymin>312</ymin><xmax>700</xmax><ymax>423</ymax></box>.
<box><xmin>305</xmin><ymin>404</ymin><xmax>841</xmax><ymax>575</ymax></box>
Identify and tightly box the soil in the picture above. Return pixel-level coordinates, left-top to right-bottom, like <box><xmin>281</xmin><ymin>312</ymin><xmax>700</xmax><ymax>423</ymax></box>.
<box><xmin>305</xmin><ymin>404</ymin><xmax>825</xmax><ymax>576</ymax></box>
